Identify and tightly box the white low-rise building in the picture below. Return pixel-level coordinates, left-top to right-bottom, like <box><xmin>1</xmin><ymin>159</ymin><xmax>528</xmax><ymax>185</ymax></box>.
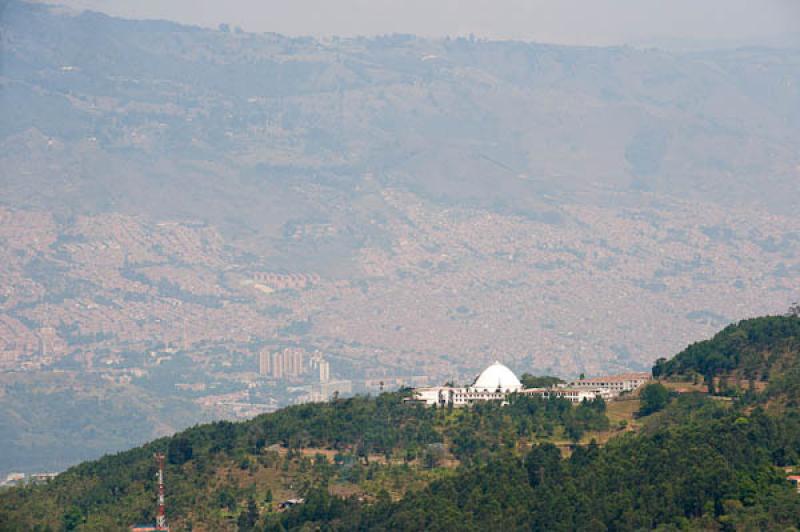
<box><xmin>565</xmin><ymin>372</ymin><xmax>650</xmax><ymax>396</ymax></box>
<box><xmin>520</xmin><ymin>387</ymin><xmax>612</xmax><ymax>404</ymax></box>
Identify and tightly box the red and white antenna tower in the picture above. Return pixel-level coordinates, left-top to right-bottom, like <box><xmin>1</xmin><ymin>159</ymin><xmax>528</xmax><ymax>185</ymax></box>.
<box><xmin>154</xmin><ymin>453</ymin><xmax>169</xmax><ymax>531</ymax></box>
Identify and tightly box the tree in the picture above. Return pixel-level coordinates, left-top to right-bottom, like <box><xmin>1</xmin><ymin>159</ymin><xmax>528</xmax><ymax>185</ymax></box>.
<box><xmin>638</xmin><ymin>383</ymin><xmax>670</xmax><ymax>416</ymax></box>
<box><xmin>520</xmin><ymin>374</ymin><xmax>565</xmax><ymax>388</ymax></box>
<box><xmin>565</xmin><ymin>421</ymin><xmax>584</xmax><ymax>443</ymax></box>
<box><xmin>525</xmin><ymin>443</ymin><xmax>562</xmax><ymax>487</ymax></box>
<box><xmin>423</xmin><ymin>444</ymin><xmax>445</xmax><ymax>469</ymax></box>
<box><xmin>62</xmin><ymin>506</ymin><xmax>83</xmax><ymax>531</ymax></box>
<box><xmin>217</xmin><ymin>489</ymin><xmax>237</xmax><ymax>511</ymax></box>
<box><xmin>167</xmin><ymin>436</ymin><xmax>193</xmax><ymax>465</ymax></box>
<box><xmin>652</xmin><ymin>358</ymin><xmax>668</xmax><ymax>378</ymax></box>
<box><xmin>237</xmin><ymin>497</ymin><xmax>259</xmax><ymax>531</ymax></box>
<box><xmin>404</xmin><ymin>446</ymin><xmax>418</xmax><ymax>463</ymax></box>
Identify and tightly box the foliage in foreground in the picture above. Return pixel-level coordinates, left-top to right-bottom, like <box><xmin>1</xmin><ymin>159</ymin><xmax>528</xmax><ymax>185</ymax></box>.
<box><xmin>0</xmin><ymin>391</ymin><xmax>606</xmax><ymax>530</ymax></box>
<box><xmin>279</xmin><ymin>401</ymin><xmax>800</xmax><ymax>531</ymax></box>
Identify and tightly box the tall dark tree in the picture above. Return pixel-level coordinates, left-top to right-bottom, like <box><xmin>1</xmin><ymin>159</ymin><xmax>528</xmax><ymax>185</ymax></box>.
<box><xmin>638</xmin><ymin>382</ymin><xmax>671</xmax><ymax>416</ymax></box>
<box><xmin>237</xmin><ymin>497</ymin><xmax>259</xmax><ymax>531</ymax></box>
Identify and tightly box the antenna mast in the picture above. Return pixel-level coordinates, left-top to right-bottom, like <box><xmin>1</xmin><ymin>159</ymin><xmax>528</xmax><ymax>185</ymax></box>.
<box><xmin>155</xmin><ymin>453</ymin><xmax>169</xmax><ymax>531</ymax></box>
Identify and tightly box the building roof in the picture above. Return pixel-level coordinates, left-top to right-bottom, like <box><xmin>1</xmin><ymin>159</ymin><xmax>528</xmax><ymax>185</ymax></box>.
<box><xmin>570</xmin><ymin>373</ymin><xmax>651</xmax><ymax>384</ymax></box>
<box><xmin>472</xmin><ymin>361</ymin><xmax>522</xmax><ymax>392</ymax></box>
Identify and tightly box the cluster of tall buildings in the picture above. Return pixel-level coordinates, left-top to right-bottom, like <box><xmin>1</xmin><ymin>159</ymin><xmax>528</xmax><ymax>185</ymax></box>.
<box><xmin>258</xmin><ymin>347</ymin><xmax>330</xmax><ymax>383</ymax></box>
<box><xmin>259</xmin><ymin>347</ymin><xmax>303</xmax><ymax>379</ymax></box>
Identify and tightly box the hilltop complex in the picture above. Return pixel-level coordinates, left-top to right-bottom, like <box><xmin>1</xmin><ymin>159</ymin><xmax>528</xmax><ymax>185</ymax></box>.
<box><xmin>411</xmin><ymin>361</ymin><xmax>650</xmax><ymax>407</ymax></box>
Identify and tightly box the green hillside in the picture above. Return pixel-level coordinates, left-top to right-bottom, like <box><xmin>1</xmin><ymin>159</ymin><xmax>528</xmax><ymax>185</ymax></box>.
<box><xmin>0</xmin><ymin>392</ymin><xmax>608</xmax><ymax>530</ymax></box>
<box><xmin>3</xmin><ymin>316</ymin><xmax>800</xmax><ymax>530</ymax></box>
<box><xmin>350</xmin><ymin>408</ymin><xmax>800</xmax><ymax>530</ymax></box>
<box><xmin>654</xmin><ymin>315</ymin><xmax>800</xmax><ymax>401</ymax></box>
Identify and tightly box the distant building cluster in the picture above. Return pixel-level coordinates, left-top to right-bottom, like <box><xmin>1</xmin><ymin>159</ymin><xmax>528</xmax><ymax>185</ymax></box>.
<box><xmin>300</xmin><ymin>380</ymin><xmax>354</xmax><ymax>403</ymax></box>
<box><xmin>258</xmin><ymin>347</ymin><xmax>334</xmax><ymax>384</ymax></box>
<box><xmin>410</xmin><ymin>361</ymin><xmax>650</xmax><ymax>407</ymax></box>
<box><xmin>259</xmin><ymin>347</ymin><xmax>306</xmax><ymax>379</ymax></box>
<box><xmin>0</xmin><ymin>319</ymin><xmax>63</xmax><ymax>369</ymax></box>
<box><xmin>1</xmin><ymin>471</ymin><xmax>58</xmax><ymax>488</ymax></box>
<box><xmin>252</xmin><ymin>272</ymin><xmax>320</xmax><ymax>291</ymax></box>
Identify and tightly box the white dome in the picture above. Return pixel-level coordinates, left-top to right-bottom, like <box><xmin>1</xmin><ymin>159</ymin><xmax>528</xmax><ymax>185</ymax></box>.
<box><xmin>471</xmin><ymin>361</ymin><xmax>522</xmax><ymax>392</ymax></box>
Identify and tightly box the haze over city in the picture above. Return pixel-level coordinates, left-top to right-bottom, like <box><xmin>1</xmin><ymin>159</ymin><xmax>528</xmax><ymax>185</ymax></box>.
<box><xmin>1</xmin><ymin>4</ymin><xmax>800</xmax><ymax>527</ymax></box>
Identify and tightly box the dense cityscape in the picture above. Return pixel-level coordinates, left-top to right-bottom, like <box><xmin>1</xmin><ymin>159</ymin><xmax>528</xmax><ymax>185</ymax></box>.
<box><xmin>2</xmin><ymin>1</ymin><xmax>800</xmax><ymax>529</ymax></box>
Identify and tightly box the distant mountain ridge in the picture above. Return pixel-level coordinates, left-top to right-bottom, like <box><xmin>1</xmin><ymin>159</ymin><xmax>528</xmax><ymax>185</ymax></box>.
<box><xmin>2</xmin><ymin>0</ymin><xmax>800</xmax><ymax>223</ymax></box>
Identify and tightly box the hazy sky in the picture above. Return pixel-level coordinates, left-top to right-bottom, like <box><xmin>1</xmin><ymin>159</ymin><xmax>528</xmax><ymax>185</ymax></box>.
<box><xmin>39</xmin><ymin>0</ymin><xmax>800</xmax><ymax>49</ymax></box>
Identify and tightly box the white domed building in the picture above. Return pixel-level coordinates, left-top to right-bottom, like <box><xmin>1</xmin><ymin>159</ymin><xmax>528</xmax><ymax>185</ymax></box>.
<box><xmin>471</xmin><ymin>361</ymin><xmax>523</xmax><ymax>393</ymax></box>
<box><xmin>410</xmin><ymin>361</ymin><xmax>524</xmax><ymax>407</ymax></box>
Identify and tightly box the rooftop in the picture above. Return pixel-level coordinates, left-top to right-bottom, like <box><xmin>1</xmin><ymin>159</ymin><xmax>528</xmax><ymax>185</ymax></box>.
<box><xmin>571</xmin><ymin>373</ymin><xmax>651</xmax><ymax>383</ymax></box>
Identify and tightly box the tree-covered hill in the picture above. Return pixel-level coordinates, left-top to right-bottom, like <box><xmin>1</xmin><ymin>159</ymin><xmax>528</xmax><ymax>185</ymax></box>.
<box><xmin>350</xmin><ymin>406</ymin><xmax>800</xmax><ymax>530</ymax></box>
<box><xmin>653</xmin><ymin>315</ymin><xmax>800</xmax><ymax>400</ymax></box>
<box><xmin>4</xmin><ymin>316</ymin><xmax>800</xmax><ymax>530</ymax></box>
<box><xmin>0</xmin><ymin>392</ymin><xmax>608</xmax><ymax>530</ymax></box>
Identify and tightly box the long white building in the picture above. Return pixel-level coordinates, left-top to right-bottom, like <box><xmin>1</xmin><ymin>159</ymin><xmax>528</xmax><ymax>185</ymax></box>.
<box><xmin>565</xmin><ymin>373</ymin><xmax>650</xmax><ymax>397</ymax></box>
<box><xmin>520</xmin><ymin>386</ymin><xmax>613</xmax><ymax>404</ymax></box>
